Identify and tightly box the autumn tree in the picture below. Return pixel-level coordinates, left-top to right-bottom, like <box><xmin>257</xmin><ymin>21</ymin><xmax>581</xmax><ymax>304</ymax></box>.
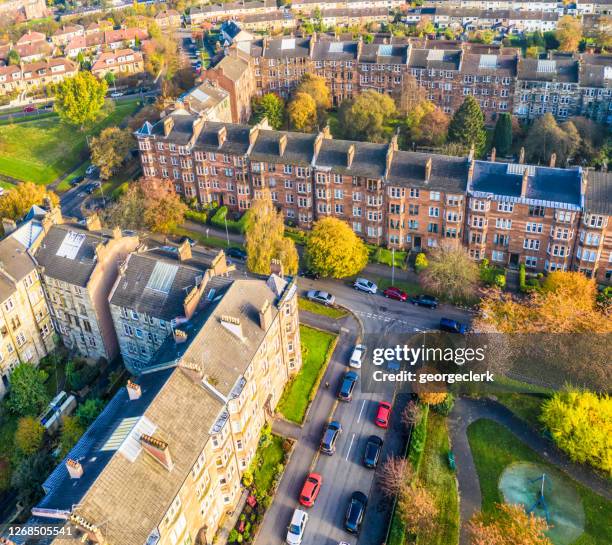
<box><xmin>397</xmin><ymin>482</ymin><xmax>438</xmax><ymax>539</ymax></box>
<box><xmin>305</xmin><ymin>217</ymin><xmax>369</xmax><ymax>278</ymax></box>
<box><xmin>405</xmin><ymin>100</ymin><xmax>449</xmax><ymax>147</ymax></box>
<box><xmin>419</xmin><ymin>242</ymin><xmax>480</xmax><ymax>303</ymax></box>
<box><xmin>295</xmin><ymin>72</ymin><xmax>331</xmax><ymax>123</ymax></box>
<box><xmin>15</xmin><ymin>417</ymin><xmax>45</xmax><ymax>456</ymax></box>
<box><xmin>0</xmin><ymin>182</ymin><xmax>59</xmax><ymax>227</ymax></box>
<box><xmin>54</xmin><ymin>71</ymin><xmax>107</xmax><ymax>128</ymax></box>
<box><xmin>377</xmin><ymin>455</ymin><xmax>414</xmax><ymax>498</ymax></box>
<box><xmin>6</xmin><ymin>363</ymin><xmax>50</xmax><ymax>417</ymax></box>
<box><xmin>395</xmin><ymin>73</ymin><xmax>427</xmax><ymax>114</ymax></box>
<box><xmin>523</xmin><ymin>113</ymin><xmax>581</xmax><ymax>166</ymax></box>
<box><xmin>143</xmin><ymin>34</ymin><xmax>180</xmax><ymax>80</ymax></box>
<box><xmin>90</xmin><ymin>127</ymin><xmax>134</xmax><ymax>180</ymax></box>
<box><xmin>7</xmin><ymin>48</ymin><xmax>20</xmax><ymax>65</ymax></box>
<box><xmin>401</xmin><ymin>400</ymin><xmax>422</xmax><ymax>428</ymax></box>
<box><xmin>59</xmin><ymin>416</ymin><xmax>85</xmax><ymax>458</ymax></box>
<box><xmin>540</xmin><ymin>388</ymin><xmax>611</xmax><ymax>475</ymax></box>
<box><xmin>448</xmin><ymin>96</ymin><xmax>487</xmax><ymax>156</ymax></box>
<box><xmin>244</xmin><ymin>191</ymin><xmax>299</xmax><ymax>275</ymax></box>
<box><xmin>252</xmin><ymin>93</ymin><xmax>285</xmax><ymax>129</ymax></box>
<box><xmin>594</xmin><ymin>16</ymin><xmax>611</xmax><ymax>51</ymax></box>
<box><xmin>556</xmin><ymin>16</ymin><xmax>583</xmax><ymax>52</ymax></box>
<box><xmin>338</xmin><ymin>89</ymin><xmax>397</xmax><ymax>143</ymax></box>
<box><xmin>468</xmin><ymin>503</ymin><xmax>552</xmax><ymax>545</ymax></box>
<box><xmin>570</xmin><ymin>116</ymin><xmax>608</xmax><ymax>166</ymax></box>
<box><xmin>492</xmin><ymin>113</ymin><xmax>513</xmax><ymax>157</ymax></box>
<box><xmin>288</xmin><ymin>92</ymin><xmax>317</xmax><ymax>132</ymax></box>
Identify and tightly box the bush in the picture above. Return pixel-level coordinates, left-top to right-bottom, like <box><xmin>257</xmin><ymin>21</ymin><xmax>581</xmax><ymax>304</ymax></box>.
<box><xmin>480</xmin><ymin>259</ymin><xmax>505</xmax><ymax>287</ymax></box>
<box><xmin>519</xmin><ymin>263</ymin><xmax>527</xmax><ymax>291</ymax></box>
<box><xmin>75</xmin><ymin>398</ymin><xmax>105</xmax><ymax>427</ymax></box>
<box><xmin>494</xmin><ymin>274</ymin><xmax>506</xmax><ymax>289</ymax></box>
<box><xmin>408</xmin><ymin>404</ymin><xmax>429</xmax><ymax>470</ymax></box>
<box><xmin>415</xmin><ymin>252</ymin><xmax>428</xmax><ymax>273</ymax></box>
<box><xmin>431</xmin><ymin>393</ymin><xmax>455</xmax><ymax>416</ymax></box>
<box><xmin>185</xmin><ymin>209</ymin><xmax>208</xmax><ymax>225</ymax></box>
<box><xmin>211</xmin><ymin>206</ymin><xmax>250</xmax><ymax>233</ymax></box>
<box><xmin>229</xmin><ymin>529</ymin><xmax>240</xmax><ymax>543</ymax></box>
<box><xmin>59</xmin><ymin>416</ymin><xmax>85</xmax><ymax>458</ymax></box>
<box><xmin>65</xmin><ymin>360</ymin><xmax>100</xmax><ymax>391</ymax></box>
<box><xmin>242</xmin><ymin>470</ymin><xmax>254</xmax><ymax>488</ymax></box>
<box><xmin>6</xmin><ymin>364</ymin><xmax>50</xmax><ymax>417</ymax></box>
<box><xmin>15</xmin><ymin>417</ymin><xmax>45</xmax><ymax>456</ymax></box>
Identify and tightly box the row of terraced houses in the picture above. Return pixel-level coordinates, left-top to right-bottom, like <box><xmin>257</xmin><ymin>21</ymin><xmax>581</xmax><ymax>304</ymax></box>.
<box><xmin>135</xmin><ymin>109</ymin><xmax>612</xmax><ymax>285</ymax></box>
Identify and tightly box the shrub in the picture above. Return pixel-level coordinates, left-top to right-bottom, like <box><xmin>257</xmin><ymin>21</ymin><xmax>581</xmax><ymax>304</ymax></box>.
<box><xmin>242</xmin><ymin>470</ymin><xmax>254</xmax><ymax>488</ymax></box>
<box><xmin>480</xmin><ymin>259</ymin><xmax>505</xmax><ymax>287</ymax></box>
<box><xmin>228</xmin><ymin>529</ymin><xmax>239</xmax><ymax>543</ymax></box>
<box><xmin>66</xmin><ymin>360</ymin><xmax>100</xmax><ymax>391</ymax></box>
<box><xmin>0</xmin><ymin>457</ymin><xmax>11</xmax><ymax>491</ymax></box>
<box><xmin>519</xmin><ymin>263</ymin><xmax>527</xmax><ymax>291</ymax></box>
<box><xmin>494</xmin><ymin>274</ymin><xmax>506</xmax><ymax>289</ymax></box>
<box><xmin>431</xmin><ymin>393</ymin><xmax>455</xmax><ymax>416</ymax></box>
<box><xmin>75</xmin><ymin>398</ymin><xmax>105</xmax><ymax>427</ymax></box>
<box><xmin>414</xmin><ymin>252</ymin><xmax>428</xmax><ymax>273</ymax></box>
<box><xmin>185</xmin><ymin>209</ymin><xmax>208</xmax><ymax>225</ymax></box>
<box><xmin>211</xmin><ymin>206</ymin><xmax>250</xmax><ymax>233</ymax></box>
<box><xmin>6</xmin><ymin>364</ymin><xmax>49</xmax><ymax>416</ymax></box>
<box><xmin>15</xmin><ymin>417</ymin><xmax>45</xmax><ymax>456</ymax></box>
<box><xmin>408</xmin><ymin>404</ymin><xmax>429</xmax><ymax>470</ymax></box>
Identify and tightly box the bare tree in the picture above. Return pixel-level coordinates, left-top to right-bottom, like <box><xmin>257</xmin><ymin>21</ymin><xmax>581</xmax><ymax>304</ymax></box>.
<box><xmin>397</xmin><ymin>481</ymin><xmax>438</xmax><ymax>538</ymax></box>
<box><xmin>401</xmin><ymin>401</ymin><xmax>422</xmax><ymax>429</ymax></box>
<box><xmin>377</xmin><ymin>456</ymin><xmax>414</xmax><ymax>498</ymax></box>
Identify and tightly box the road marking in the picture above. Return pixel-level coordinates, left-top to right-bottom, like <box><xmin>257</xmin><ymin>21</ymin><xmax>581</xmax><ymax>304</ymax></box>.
<box><xmin>345</xmin><ymin>433</ymin><xmax>355</xmax><ymax>461</ymax></box>
<box><xmin>357</xmin><ymin>399</ymin><xmax>366</xmax><ymax>423</ymax></box>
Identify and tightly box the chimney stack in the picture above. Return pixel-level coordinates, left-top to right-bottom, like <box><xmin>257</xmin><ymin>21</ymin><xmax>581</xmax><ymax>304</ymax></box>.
<box><xmin>519</xmin><ymin>147</ymin><xmax>525</xmax><ymax>164</ymax></box>
<box><xmin>85</xmin><ymin>214</ymin><xmax>102</xmax><ymax>232</ymax></box>
<box><xmin>347</xmin><ymin>144</ymin><xmax>355</xmax><ymax>167</ymax></box>
<box><xmin>490</xmin><ymin>147</ymin><xmax>496</xmax><ymax>162</ymax></box>
<box><xmin>549</xmin><ymin>152</ymin><xmax>556</xmax><ymax>168</ymax></box>
<box><xmin>163</xmin><ymin>115</ymin><xmax>174</xmax><ymax>137</ymax></box>
<box><xmin>270</xmin><ymin>258</ymin><xmax>284</xmax><ymax>278</ymax></box>
<box><xmin>322</xmin><ymin>124</ymin><xmax>332</xmax><ymax>139</ymax></box>
<box><xmin>467</xmin><ymin>144</ymin><xmax>475</xmax><ymax>162</ymax></box>
<box><xmin>521</xmin><ymin>168</ymin><xmax>529</xmax><ymax>197</ymax></box>
<box><xmin>259</xmin><ymin>299</ymin><xmax>273</xmax><ymax>331</ymax></box>
<box><xmin>66</xmin><ymin>459</ymin><xmax>83</xmax><ymax>479</ymax></box>
<box><xmin>177</xmin><ymin>239</ymin><xmax>192</xmax><ymax>261</ymax></box>
<box><xmin>424</xmin><ymin>157</ymin><xmax>432</xmax><ymax>182</ymax></box>
<box><xmin>220</xmin><ymin>315</ymin><xmax>244</xmax><ymax>340</ymax></box>
<box><xmin>278</xmin><ymin>134</ymin><xmax>287</xmax><ymax>156</ymax></box>
<box><xmin>216</xmin><ymin>126</ymin><xmax>227</xmax><ymax>148</ymax></box>
<box><xmin>1</xmin><ymin>218</ymin><xmax>17</xmax><ymax>235</ymax></box>
<box><xmin>173</xmin><ymin>329</ymin><xmax>188</xmax><ymax>344</ymax></box>
<box><xmin>140</xmin><ymin>434</ymin><xmax>173</xmax><ymax>471</ymax></box>
<box><xmin>126</xmin><ymin>380</ymin><xmax>141</xmax><ymax>400</ymax></box>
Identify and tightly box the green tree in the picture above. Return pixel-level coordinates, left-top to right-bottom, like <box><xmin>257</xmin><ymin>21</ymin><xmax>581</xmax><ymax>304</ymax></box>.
<box><xmin>448</xmin><ymin>96</ymin><xmax>487</xmax><ymax>156</ymax></box>
<box><xmin>59</xmin><ymin>416</ymin><xmax>85</xmax><ymax>458</ymax></box>
<box><xmin>556</xmin><ymin>16</ymin><xmax>583</xmax><ymax>52</ymax></box>
<box><xmin>245</xmin><ymin>191</ymin><xmax>298</xmax><ymax>275</ymax></box>
<box><xmin>75</xmin><ymin>398</ymin><xmax>105</xmax><ymax>428</ymax></box>
<box><xmin>11</xmin><ymin>452</ymin><xmax>53</xmax><ymax>505</ymax></box>
<box><xmin>104</xmin><ymin>71</ymin><xmax>116</xmax><ymax>87</ymax></box>
<box><xmin>305</xmin><ymin>217</ymin><xmax>369</xmax><ymax>278</ymax></box>
<box><xmin>523</xmin><ymin>113</ymin><xmax>581</xmax><ymax>166</ymax></box>
<box><xmin>252</xmin><ymin>93</ymin><xmax>285</xmax><ymax>129</ymax></box>
<box><xmin>90</xmin><ymin>127</ymin><xmax>134</xmax><ymax>180</ymax></box>
<box><xmin>6</xmin><ymin>364</ymin><xmax>50</xmax><ymax>417</ymax></box>
<box><xmin>54</xmin><ymin>71</ymin><xmax>108</xmax><ymax>128</ymax></box>
<box><xmin>405</xmin><ymin>100</ymin><xmax>449</xmax><ymax>147</ymax></box>
<box><xmin>0</xmin><ymin>182</ymin><xmax>59</xmax><ymax>228</ymax></box>
<box><xmin>288</xmin><ymin>92</ymin><xmax>317</xmax><ymax>132</ymax></box>
<box><xmin>338</xmin><ymin>89</ymin><xmax>397</xmax><ymax>143</ymax></box>
<box><xmin>492</xmin><ymin>113</ymin><xmax>513</xmax><ymax>157</ymax></box>
<box><xmin>7</xmin><ymin>48</ymin><xmax>20</xmax><ymax>65</ymax></box>
<box><xmin>14</xmin><ymin>417</ymin><xmax>45</xmax><ymax>456</ymax></box>
<box><xmin>296</xmin><ymin>73</ymin><xmax>331</xmax><ymax>123</ymax></box>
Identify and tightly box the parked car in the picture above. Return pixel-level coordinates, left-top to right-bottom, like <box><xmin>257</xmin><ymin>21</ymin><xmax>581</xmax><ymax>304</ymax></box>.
<box><xmin>286</xmin><ymin>508</ymin><xmax>308</xmax><ymax>545</ymax></box>
<box><xmin>110</xmin><ymin>91</ymin><xmax>124</xmax><ymax>98</ymax></box>
<box><xmin>70</xmin><ymin>175</ymin><xmax>84</xmax><ymax>186</ymax></box>
<box><xmin>363</xmin><ymin>435</ymin><xmax>384</xmax><ymax>468</ymax></box>
<box><xmin>85</xmin><ymin>165</ymin><xmax>98</xmax><ymax>176</ymax></box>
<box><xmin>23</xmin><ymin>105</ymin><xmax>36</xmax><ymax>113</ymax></box>
<box><xmin>83</xmin><ymin>184</ymin><xmax>95</xmax><ymax>194</ymax></box>
<box><xmin>410</xmin><ymin>294</ymin><xmax>439</xmax><ymax>309</ymax></box>
<box><xmin>349</xmin><ymin>344</ymin><xmax>366</xmax><ymax>369</ymax></box>
<box><xmin>320</xmin><ymin>420</ymin><xmax>342</xmax><ymax>455</ymax></box>
<box><xmin>306</xmin><ymin>290</ymin><xmax>335</xmax><ymax>306</ymax></box>
<box><xmin>299</xmin><ymin>473</ymin><xmax>322</xmax><ymax>507</ymax></box>
<box><xmin>226</xmin><ymin>247</ymin><xmax>247</xmax><ymax>260</ymax></box>
<box><xmin>338</xmin><ymin>371</ymin><xmax>358</xmax><ymax>402</ymax></box>
<box><xmin>439</xmin><ymin>318</ymin><xmax>468</xmax><ymax>335</ymax></box>
<box><xmin>344</xmin><ymin>491</ymin><xmax>368</xmax><ymax>534</ymax></box>
<box><xmin>353</xmin><ymin>277</ymin><xmax>377</xmax><ymax>294</ymax></box>
<box><xmin>299</xmin><ymin>268</ymin><xmax>320</xmax><ymax>280</ymax></box>
<box><xmin>382</xmin><ymin>286</ymin><xmax>407</xmax><ymax>301</ymax></box>
<box><xmin>375</xmin><ymin>401</ymin><xmax>392</xmax><ymax>429</ymax></box>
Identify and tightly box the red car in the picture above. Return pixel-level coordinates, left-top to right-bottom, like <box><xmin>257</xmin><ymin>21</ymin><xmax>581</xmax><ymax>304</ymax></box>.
<box><xmin>23</xmin><ymin>105</ymin><xmax>36</xmax><ymax>113</ymax></box>
<box><xmin>299</xmin><ymin>473</ymin><xmax>322</xmax><ymax>507</ymax></box>
<box><xmin>383</xmin><ymin>286</ymin><xmax>407</xmax><ymax>301</ymax></box>
<box><xmin>375</xmin><ymin>401</ymin><xmax>392</xmax><ymax>428</ymax></box>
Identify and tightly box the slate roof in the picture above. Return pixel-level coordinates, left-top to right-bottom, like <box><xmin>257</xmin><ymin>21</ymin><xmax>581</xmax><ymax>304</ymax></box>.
<box><xmin>579</xmin><ymin>55</ymin><xmax>612</xmax><ymax>88</ymax></box>
<box><xmin>262</xmin><ymin>37</ymin><xmax>311</xmax><ymax>59</ymax></box>
<box><xmin>408</xmin><ymin>48</ymin><xmax>462</xmax><ymax>70</ymax></box>
<box><xmin>387</xmin><ymin>151</ymin><xmax>469</xmax><ymax>192</ymax></box>
<box><xmin>517</xmin><ymin>57</ymin><xmax>579</xmax><ymax>83</ymax></box>
<box><xmin>470</xmin><ymin>161</ymin><xmax>583</xmax><ymax>207</ymax></box>
<box><xmin>360</xmin><ymin>43</ymin><xmax>409</xmax><ymax>65</ymax></box>
<box><xmin>585</xmin><ymin>171</ymin><xmax>612</xmax><ymax>215</ymax></box>
<box><xmin>250</xmin><ymin>129</ymin><xmax>316</xmax><ymax>166</ymax></box>
<box><xmin>210</xmin><ymin>54</ymin><xmax>251</xmax><ymax>82</ymax></box>
<box><xmin>0</xmin><ymin>236</ymin><xmax>37</xmax><ymax>284</ymax></box>
<box><xmin>150</xmin><ymin>110</ymin><xmax>197</xmax><ymax>145</ymax></box>
<box><xmin>460</xmin><ymin>52</ymin><xmax>518</xmax><ymax>76</ymax></box>
<box><xmin>315</xmin><ymin>139</ymin><xmax>388</xmax><ymax>178</ymax></box>
<box><xmin>311</xmin><ymin>40</ymin><xmax>359</xmax><ymax>62</ymax></box>
<box><xmin>197</xmin><ymin>121</ymin><xmax>253</xmax><ymax>155</ymax></box>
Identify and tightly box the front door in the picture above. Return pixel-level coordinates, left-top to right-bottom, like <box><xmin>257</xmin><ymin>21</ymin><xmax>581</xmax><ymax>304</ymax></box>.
<box><xmin>413</xmin><ymin>236</ymin><xmax>422</xmax><ymax>250</ymax></box>
<box><xmin>509</xmin><ymin>253</ymin><xmax>520</xmax><ymax>268</ymax></box>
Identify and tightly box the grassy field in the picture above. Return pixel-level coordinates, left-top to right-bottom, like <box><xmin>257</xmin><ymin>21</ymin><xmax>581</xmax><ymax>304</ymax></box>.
<box><xmin>0</xmin><ymin>100</ymin><xmax>140</xmax><ymax>185</ymax></box>
<box><xmin>298</xmin><ymin>297</ymin><xmax>348</xmax><ymax>319</ymax></box>
<box><xmin>252</xmin><ymin>434</ymin><xmax>285</xmax><ymax>493</ymax></box>
<box><xmin>277</xmin><ymin>325</ymin><xmax>337</xmax><ymax>424</ymax></box>
<box><xmin>467</xmin><ymin>419</ymin><xmax>612</xmax><ymax>545</ymax></box>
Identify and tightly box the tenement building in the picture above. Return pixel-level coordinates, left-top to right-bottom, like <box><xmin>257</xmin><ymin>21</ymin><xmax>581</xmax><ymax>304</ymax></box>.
<box><xmin>136</xmin><ymin>114</ymin><xmax>612</xmax><ymax>283</ymax></box>
<box><xmin>24</xmin><ymin>268</ymin><xmax>301</xmax><ymax>545</ymax></box>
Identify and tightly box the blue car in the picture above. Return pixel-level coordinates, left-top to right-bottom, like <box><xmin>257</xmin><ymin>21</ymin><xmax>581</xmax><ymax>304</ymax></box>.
<box><xmin>338</xmin><ymin>371</ymin><xmax>358</xmax><ymax>402</ymax></box>
<box><xmin>439</xmin><ymin>317</ymin><xmax>468</xmax><ymax>334</ymax></box>
<box><xmin>345</xmin><ymin>491</ymin><xmax>368</xmax><ymax>533</ymax></box>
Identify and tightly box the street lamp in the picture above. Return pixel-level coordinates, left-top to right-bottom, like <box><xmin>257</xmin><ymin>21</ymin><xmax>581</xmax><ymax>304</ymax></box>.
<box><xmin>391</xmin><ymin>247</ymin><xmax>395</xmax><ymax>286</ymax></box>
<box><xmin>224</xmin><ymin>216</ymin><xmax>230</xmax><ymax>247</ymax></box>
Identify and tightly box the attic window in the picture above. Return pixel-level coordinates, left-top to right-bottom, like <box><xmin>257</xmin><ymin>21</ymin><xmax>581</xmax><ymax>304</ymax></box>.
<box><xmin>56</xmin><ymin>232</ymin><xmax>86</xmax><ymax>259</ymax></box>
<box><xmin>281</xmin><ymin>38</ymin><xmax>295</xmax><ymax>50</ymax></box>
<box><xmin>537</xmin><ymin>60</ymin><xmax>556</xmax><ymax>73</ymax></box>
<box><xmin>479</xmin><ymin>55</ymin><xmax>497</xmax><ymax>69</ymax></box>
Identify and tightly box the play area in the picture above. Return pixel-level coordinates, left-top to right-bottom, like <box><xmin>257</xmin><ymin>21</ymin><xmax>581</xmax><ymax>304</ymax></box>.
<box><xmin>499</xmin><ymin>462</ymin><xmax>585</xmax><ymax>545</ymax></box>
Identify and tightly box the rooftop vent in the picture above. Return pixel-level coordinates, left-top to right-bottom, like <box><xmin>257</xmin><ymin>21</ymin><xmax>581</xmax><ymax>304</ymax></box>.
<box><xmin>329</xmin><ymin>42</ymin><xmax>344</xmax><ymax>53</ymax></box>
<box><xmin>427</xmin><ymin>49</ymin><xmax>444</xmax><ymax>61</ymax></box>
<box><xmin>378</xmin><ymin>44</ymin><xmax>393</xmax><ymax>57</ymax></box>
<box><xmin>479</xmin><ymin>54</ymin><xmax>497</xmax><ymax>69</ymax></box>
<box><xmin>126</xmin><ymin>380</ymin><xmax>141</xmax><ymax>400</ymax></box>
<box><xmin>537</xmin><ymin>59</ymin><xmax>556</xmax><ymax>73</ymax></box>
<box><xmin>56</xmin><ymin>231</ymin><xmax>86</xmax><ymax>260</ymax></box>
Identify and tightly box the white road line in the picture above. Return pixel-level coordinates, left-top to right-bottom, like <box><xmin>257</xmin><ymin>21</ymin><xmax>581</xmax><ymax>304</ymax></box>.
<box><xmin>345</xmin><ymin>433</ymin><xmax>355</xmax><ymax>461</ymax></box>
<box><xmin>357</xmin><ymin>399</ymin><xmax>366</xmax><ymax>423</ymax></box>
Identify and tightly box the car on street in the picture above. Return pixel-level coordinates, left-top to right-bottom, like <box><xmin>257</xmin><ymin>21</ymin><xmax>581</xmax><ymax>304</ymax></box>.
<box><xmin>306</xmin><ymin>290</ymin><xmax>335</xmax><ymax>306</ymax></box>
<box><xmin>338</xmin><ymin>371</ymin><xmax>358</xmax><ymax>402</ymax></box>
<box><xmin>320</xmin><ymin>420</ymin><xmax>342</xmax><ymax>455</ymax></box>
<box><xmin>353</xmin><ymin>277</ymin><xmax>377</xmax><ymax>294</ymax></box>
<box><xmin>85</xmin><ymin>165</ymin><xmax>98</xmax><ymax>176</ymax></box>
<box><xmin>286</xmin><ymin>508</ymin><xmax>308</xmax><ymax>544</ymax></box>
<box><xmin>23</xmin><ymin>105</ymin><xmax>36</xmax><ymax>113</ymax></box>
<box><xmin>110</xmin><ymin>91</ymin><xmax>124</xmax><ymax>98</ymax></box>
<box><xmin>225</xmin><ymin>247</ymin><xmax>247</xmax><ymax>260</ymax></box>
<box><xmin>299</xmin><ymin>268</ymin><xmax>320</xmax><ymax>280</ymax></box>
<box><xmin>375</xmin><ymin>401</ymin><xmax>392</xmax><ymax>428</ymax></box>
<box><xmin>363</xmin><ymin>435</ymin><xmax>384</xmax><ymax>468</ymax></box>
<box><xmin>299</xmin><ymin>473</ymin><xmax>322</xmax><ymax>507</ymax></box>
<box><xmin>83</xmin><ymin>184</ymin><xmax>95</xmax><ymax>194</ymax></box>
<box><xmin>439</xmin><ymin>317</ymin><xmax>468</xmax><ymax>334</ymax></box>
<box><xmin>382</xmin><ymin>286</ymin><xmax>407</xmax><ymax>301</ymax></box>
<box><xmin>349</xmin><ymin>344</ymin><xmax>366</xmax><ymax>369</ymax></box>
<box><xmin>410</xmin><ymin>294</ymin><xmax>439</xmax><ymax>309</ymax></box>
<box><xmin>70</xmin><ymin>175</ymin><xmax>84</xmax><ymax>186</ymax></box>
<box><xmin>344</xmin><ymin>491</ymin><xmax>368</xmax><ymax>534</ymax></box>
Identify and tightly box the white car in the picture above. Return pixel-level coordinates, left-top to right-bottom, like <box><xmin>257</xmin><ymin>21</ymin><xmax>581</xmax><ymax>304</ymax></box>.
<box><xmin>349</xmin><ymin>344</ymin><xmax>366</xmax><ymax>369</ymax></box>
<box><xmin>353</xmin><ymin>278</ymin><xmax>377</xmax><ymax>294</ymax></box>
<box><xmin>286</xmin><ymin>508</ymin><xmax>308</xmax><ymax>545</ymax></box>
<box><xmin>110</xmin><ymin>91</ymin><xmax>124</xmax><ymax>98</ymax></box>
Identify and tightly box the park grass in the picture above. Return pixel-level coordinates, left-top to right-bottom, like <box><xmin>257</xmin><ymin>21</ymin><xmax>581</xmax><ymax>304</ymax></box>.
<box><xmin>0</xmin><ymin>100</ymin><xmax>140</xmax><ymax>185</ymax></box>
<box><xmin>252</xmin><ymin>434</ymin><xmax>285</xmax><ymax>493</ymax></box>
<box><xmin>467</xmin><ymin>419</ymin><xmax>612</xmax><ymax>545</ymax></box>
<box><xmin>298</xmin><ymin>297</ymin><xmax>348</xmax><ymax>319</ymax></box>
<box><xmin>494</xmin><ymin>392</ymin><xmax>546</xmax><ymax>431</ymax></box>
<box><xmin>277</xmin><ymin>325</ymin><xmax>337</xmax><ymax>424</ymax></box>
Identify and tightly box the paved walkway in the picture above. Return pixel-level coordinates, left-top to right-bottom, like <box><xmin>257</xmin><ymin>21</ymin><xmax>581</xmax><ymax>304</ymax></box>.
<box><xmin>448</xmin><ymin>397</ymin><xmax>612</xmax><ymax>545</ymax></box>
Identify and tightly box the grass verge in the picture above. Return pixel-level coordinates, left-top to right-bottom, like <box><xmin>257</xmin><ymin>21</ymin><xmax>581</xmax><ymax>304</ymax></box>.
<box><xmin>172</xmin><ymin>226</ymin><xmax>242</xmax><ymax>250</ymax></box>
<box><xmin>298</xmin><ymin>297</ymin><xmax>348</xmax><ymax>319</ymax></box>
<box><xmin>376</xmin><ymin>277</ymin><xmax>424</xmax><ymax>296</ymax></box>
<box><xmin>467</xmin><ymin>419</ymin><xmax>612</xmax><ymax>545</ymax></box>
<box><xmin>277</xmin><ymin>325</ymin><xmax>337</xmax><ymax>424</ymax></box>
<box><xmin>252</xmin><ymin>434</ymin><xmax>285</xmax><ymax>493</ymax></box>
<box><xmin>55</xmin><ymin>162</ymin><xmax>89</xmax><ymax>193</ymax></box>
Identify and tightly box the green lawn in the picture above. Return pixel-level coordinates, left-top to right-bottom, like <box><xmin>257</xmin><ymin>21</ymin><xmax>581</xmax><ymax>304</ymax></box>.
<box><xmin>298</xmin><ymin>297</ymin><xmax>348</xmax><ymax>319</ymax></box>
<box><xmin>0</xmin><ymin>100</ymin><xmax>140</xmax><ymax>185</ymax></box>
<box><xmin>494</xmin><ymin>392</ymin><xmax>546</xmax><ymax>431</ymax></box>
<box><xmin>467</xmin><ymin>419</ymin><xmax>612</xmax><ymax>545</ymax></box>
<box><xmin>55</xmin><ymin>162</ymin><xmax>89</xmax><ymax>193</ymax></box>
<box><xmin>252</xmin><ymin>434</ymin><xmax>285</xmax><ymax>493</ymax></box>
<box><xmin>172</xmin><ymin>226</ymin><xmax>241</xmax><ymax>250</ymax></box>
<box><xmin>277</xmin><ymin>325</ymin><xmax>337</xmax><ymax>424</ymax></box>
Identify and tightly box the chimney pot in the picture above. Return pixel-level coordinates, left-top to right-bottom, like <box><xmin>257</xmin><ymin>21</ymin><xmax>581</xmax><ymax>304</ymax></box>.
<box><xmin>66</xmin><ymin>459</ymin><xmax>83</xmax><ymax>479</ymax></box>
<box><xmin>173</xmin><ymin>329</ymin><xmax>188</xmax><ymax>344</ymax></box>
<box><xmin>126</xmin><ymin>380</ymin><xmax>142</xmax><ymax>400</ymax></box>
<box><xmin>278</xmin><ymin>134</ymin><xmax>288</xmax><ymax>156</ymax></box>
<box><xmin>549</xmin><ymin>152</ymin><xmax>556</xmax><ymax>168</ymax></box>
<box><xmin>347</xmin><ymin>144</ymin><xmax>355</xmax><ymax>168</ymax></box>
<box><xmin>2</xmin><ymin>218</ymin><xmax>17</xmax><ymax>235</ymax></box>
<box><xmin>259</xmin><ymin>299</ymin><xmax>273</xmax><ymax>331</ymax></box>
<box><xmin>521</xmin><ymin>168</ymin><xmax>529</xmax><ymax>198</ymax></box>
<box><xmin>424</xmin><ymin>157</ymin><xmax>432</xmax><ymax>182</ymax></box>
<box><xmin>270</xmin><ymin>258</ymin><xmax>284</xmax><ymax>278</ymax></box>
<box><xmin>163</xmin><ymin>115</ymin><xmax>174</xmax><ymax>137</ymax></box>
<box><xmin>519</xmin><ymin>147</ymin><xmax>525</xmax><ymax>164</ymax></box>
<box><xmin>217</xmin><ymin>126</ymin><xmax>227</xmax><ymax>148</ymax></box>
<box><xmin>490</xmin><ymin>147</ymin><xmax>496</xmax><ymax>162</ymax></box>
<box><xmin>85</xmin><ymin>214</ymin><xmax>102</xmax><ymax>232</ymax></box>
<box><xmin>140</xmin><ymin>434</ymin><xmax>173</xmax><ymax>470</ymax></box>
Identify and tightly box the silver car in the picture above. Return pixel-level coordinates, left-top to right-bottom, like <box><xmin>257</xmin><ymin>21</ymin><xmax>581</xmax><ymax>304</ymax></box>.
<box><xmin>306</xmin><ymin>290</ymin><xmax>336</xmax><ymax>306</ymax></box>
<box><xmin>353</xmin><ymin>278</ymin><xmax>377</xmax><ymax>294</ymax></box>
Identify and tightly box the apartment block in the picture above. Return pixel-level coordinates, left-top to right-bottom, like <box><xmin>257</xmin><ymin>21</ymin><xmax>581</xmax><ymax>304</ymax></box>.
<box><xmin>0</xmin><ymin>58</ymin><xmax>78</xmax><ymax>96</ymax></box>
<box><xmin>27</xmin><ymin>270</ymin><xmax>300</xmax><ymax>545</ymax></box>
<box><xmin>34</xmin><ymin>216</ymin><xmax>139</xmax><ymax>362</ymax></box>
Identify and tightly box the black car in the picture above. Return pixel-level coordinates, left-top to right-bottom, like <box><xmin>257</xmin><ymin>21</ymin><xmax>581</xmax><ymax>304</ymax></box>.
<box><xmin>226</xmin><ymin>247</ymin><xmax>247</xmax><ymax>260</ymax></box>
<box><xmin>83</xmin><ymin>184</ymin><xmax>95</xmax><ymax>194</ymax></box>
<box><xmin>363</xmin><ymin>435</ymin><xmax>383</xmax><ymax>468</ymax></box>
<box><xmin>70</xmin><ymin>175</ymin><xmax>84</xmax><ymax>186</ymax></box>
<box><xmin>300</xmin><ymin>268</ymin><xmax>321</xmax><ymax>280</ymax></box>
<box><xmin>345</xmin><ymin>491</ymin><xmax>368</xmax><ymax>533</ymax></box>
<box><xmin>320</xmin><ymin>420</ymin><xmax>342</xmax><ymax>455</ymax></box>
<box><xmin>410</xmin><ymin>294</ymin><xmax>439</xmax><ymax>309</ymax></box>
<box><xmin>337</xmin><ymin>371</ymin><xmax>358</xmax><ymax>402</ymax></box>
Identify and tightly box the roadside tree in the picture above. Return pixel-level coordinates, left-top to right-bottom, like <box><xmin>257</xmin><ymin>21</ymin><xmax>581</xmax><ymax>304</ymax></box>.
<box><xmin>90</xmin><ymin>127</ymin><xmax>134</xmax><ymax>180</ymax></box>
<box><xmin>54</xmin><ymin>71</ymin><xmax>107</xmax><ymax>128</ymax></box>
